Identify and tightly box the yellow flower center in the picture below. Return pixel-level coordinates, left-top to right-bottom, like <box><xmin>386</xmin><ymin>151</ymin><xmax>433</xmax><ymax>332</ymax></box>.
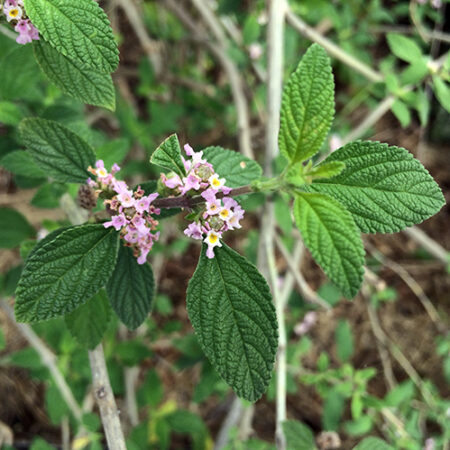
<box><xmin>208</xmin><ymin>233</ymin><xmax>218</xmax><ymax>244</ymax></box>
<box><xmin>220</xmin><ymin>209</ymin><xmax>229</xmax><ymax>219</ymax></box>
<box><xmin>96</xmin><ymin>168</ymin><xmax>107</xmax><ymax>177</ymax></box>
<box><xmin>9</xmin><ymin>8</ymin><xmax>19</xmax><ymax>17</ymax></box>
<box><xmin>212</xmin><ymin>178</ymin><xmax>220</xmax><ymax>187</ymax></box>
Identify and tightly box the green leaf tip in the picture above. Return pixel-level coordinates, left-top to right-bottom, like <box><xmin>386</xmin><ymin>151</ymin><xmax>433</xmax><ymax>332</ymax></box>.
<box><xmin>19</xmin><ymin>117</ymin><xmax>96</xmax><ymax>183</ymax></box>
<box><xmin>309</xmin><ymin>140</ymin><xmax>445</xmax><ymax>233</ymax></box>
<box><xmin>65</xmin><ymin>289</ymin><xmax>112</xmax><ymax>349</ymax></box>
<box><xmin>33</xmin><ymin>41</ymin><xmax>116</xmax><ymax>111</ymax></box>
<box><xmin>106</xmin><ymin>245</ymin><xmax>155</xmax><ymax>330</ymax></box>
<box><xmin>293</xmin><ymin>192</ymin><xmax>365</xmax><ymax>298</ymax></box>
<box><xmin>24</xmin><ymin>0</ymin><xmax>119</xmax><ymax>74</ymax></box>
<box><xmin>186</xmin><ymin>244</ymin><xmax>278</xmax><ymax>402</ymax></box>
<box><xmin>279</xmin><ymin>43</ymin><xmax>335</xmax><ymax>165</ymax></box>
<box><xmin>150</xmin><ymin>134</ymin><xmax>186</xmax><ymax>177</ymax></box>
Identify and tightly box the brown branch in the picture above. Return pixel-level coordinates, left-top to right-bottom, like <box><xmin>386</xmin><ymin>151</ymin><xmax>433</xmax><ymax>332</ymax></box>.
<box><xmin>153</xmin><ymin>185</ymin><xmax>253</xmax><ymax>209</ymax></box>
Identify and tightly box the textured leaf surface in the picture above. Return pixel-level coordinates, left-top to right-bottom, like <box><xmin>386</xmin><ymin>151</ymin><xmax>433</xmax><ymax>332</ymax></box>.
<box><xmin>150</xmin><ymin>134</ymin><xmax>186</xmax><ymax>177</ymax></box>
<box><xmin>202</xmin><ymin>146</ymin><xmax>262</xmax><ymax>187</ymax></box>
<box><xmin>293</xmin><ymin>193</ymin><xmax>365</xmax><ymax>298</ymax></box>
<box><xmin>0</xmin><ymin>208</ymin><xmax>35</xmax><ymax>249</ymax></box>
<box><xmin>1</xmin><ymin>150</ymin><xmax>46</xmax><ymax>179</ymax></box>
<box><xmin>186</xmin><ymin>244</ymin><xmax>278</xmax><ymax>402</ymax></box>
<box><xmin>19</xmin><ymin>118</ymin><xmax>95</xmax><ymax>183</ymax></box>
<box><xmin>15</xmin><ymin>224</ymin><xmax>119</xmax><ymax>322</ymax></box>
<box><xmin>65</xmin><ymin>289</ymin><xmax>111</xmax><ymax>349</ymax></box>
<box><xmin>279</xmin><ymin>44</ymin><xmax>334</xmax><ymax>164</ymax></box>
<box><xmin>282</xmin><ymin>420</ymin><xmax>316</xmax><ymax>450</ymax></box>
<box><xmin>308</xmin><ymin>141</ymin><xmax>445</xmax><ymax>233</ymax></box>
<box><xmin>24</xmin><ymin>0</ymin><xmax>119</xmax><ymax>73</ymax></box>
<box><xmin>106</xmin><ymin>245</ymin><xmax>155</xmax><ymax>329</ymax></box>
<box><xmin>354</xmin><ymin>437</ymin><xmax>394</xmax><ymax>450</ymax></box>
<box><xmin>34</xmin><ymin>41</ymin><xmax>115</xmax><ymax>111</ymax></box>
<box><xmin>27</xmin><ymin>226</ymin><xmax>72</xmax><ymax>261</ymax></box>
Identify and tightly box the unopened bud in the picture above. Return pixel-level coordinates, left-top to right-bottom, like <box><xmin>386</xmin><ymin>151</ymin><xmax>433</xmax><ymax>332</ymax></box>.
<box><xmin>77</xmin><ymin>185</ymin><xmax>97</xmax><ymax>210</ymax></box>
<box><xmin>208</xmin><ymin>216</ymin><xmax>225</xmax><ymax>231</ymax></box>
<box><xmin>195</xmin><ymin>164</ymin><xmax>214</xmax><ymax>182</ymax></box>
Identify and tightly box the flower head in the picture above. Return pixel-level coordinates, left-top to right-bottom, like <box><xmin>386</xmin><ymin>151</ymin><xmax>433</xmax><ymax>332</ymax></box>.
<box><xmin>86</xmin><ymin>160</ymin><xmax>160</xmax><ymax>264</ymax></box>
<box><xmin>158</xmin><ymin>142</ymin><xmax>244</xmax><ymax>259</ymax></box>
<box><xmin>2</xmin><ymin>2</ymin><xmax>39</xmax><ymax>44</ymax></box>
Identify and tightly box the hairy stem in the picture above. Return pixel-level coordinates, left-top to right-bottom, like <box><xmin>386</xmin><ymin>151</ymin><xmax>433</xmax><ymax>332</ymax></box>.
<box><xmin>153</xmin><ymin>178</ymin><xmax>281</xmax><ymax>209</ymax></box>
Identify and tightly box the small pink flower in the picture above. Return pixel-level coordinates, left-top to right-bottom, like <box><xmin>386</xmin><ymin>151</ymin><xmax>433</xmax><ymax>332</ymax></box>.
<box><xmin>104</xmin><ymin>213</ymin><xmax>127</xmax><ymax>231</ymax></box>
<box><xmin>112</xmin><ymin>179</ymin><xmax>128</xmax><ymax>195</ymax></box>
<box><xmin>181</xmin><ymin>173</ymin><xmax>201</xmax><ymax>194</ymax></box>
<box><xmin>164</xmin><ymin>174</ymin><xmax>183</xmax><ymax>189</ymax></box>
<box><xmin>184</xmin><ymin>222</ymin><xmax>203</xmax><ymax>240</ymax></box>
<box><xmin>135</xmin><ymin>196</ymin><xmax>151</xmax><ymax>214</ymax></box>
<box><xmin>118</xmin><ymin>190</ymin><xmax>135</xmax><ymax>208</ymax></box>
<box><xmin>111</xmin><ymin>163</ymin><xmax>121</xmax><ymax>174</ymax></box>
<box><xmin>201</xmin><ymin>188</ymin><xmax>217</xmax><ymax>203</ymax></box>
<box><xmin>184</xmin><ymin>144</ymin><xmax>205</xmax><ymax>166</ymax></box>
<box><xmin>227</xmin><ymin>207</ymin><xmax>244</xmax><ymax>230</ymax></box>
<box><xmin>137</xmin><ymin>248</ymin><xmax>150</xmax><ymax>265</ymax></box>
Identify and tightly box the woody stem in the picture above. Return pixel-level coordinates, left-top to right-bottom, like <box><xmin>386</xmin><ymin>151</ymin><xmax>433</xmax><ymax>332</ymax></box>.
<box><xmin>152</xmin><ymin>178</ymin><xmax>281</xmax><ymax>210</ymax></box>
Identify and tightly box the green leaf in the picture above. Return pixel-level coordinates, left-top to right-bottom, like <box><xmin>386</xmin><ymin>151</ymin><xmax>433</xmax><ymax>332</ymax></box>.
<box><xmin>387</xmin><ymin>34</ymin><xmax>423</xmax><ymax>64</ymax></box>
<box><xmin>27</xmin><ymin>226</ymin><xmax>72</xmax><ymax>261</ymax></box>
<box><xmin>1</xmin><ymin>150</ymin><xmax>46</xmax><ymax>179</ymax></box>
<box><xmin>15</xmin><ymin>224</ymin><xmax>119</xmax><ymax>322</ymax></box>
<box><xmin>293</xmin><ymin>193</ymin><xmax>365</xmax><ymax>298</ymax></box>
<box><xmin>34</xmin><ymin>41</ymin><xmax>115</xmax><ymax>111</ymax></box>
<box><xmin>95</xmin><ymin>138</ymin><xmax>130</xmax><ymax>169</ymax></box>
<box><xmin>186</xmin><ymin>244</ymin><xmax>278</xmax><ymax>402</ymax></box>
<box><xmin>0</xmin><ymin>46</ymin><xmax>43</xmax><ymax>102</ymax></box>
<box><xmin>106</xmin><ymin>245</ymin><xmax>155</xmax><ymax>329</ymax></box>
<box><xmin>282</xmin><ymin>420</ymin><xmax>316</xmax><ymax>450</ymax></box>
<box><xmin>202</xmin><ymin>146</ymin><xmax>262</xmax><ymax>187</ymax></box>
<box><xmin>279</xmin><ymin>44</ymin><xmax>335</xmax><ymax>164</ymax></box>
<box><xmin>31</xmin><ymin>183</ymin><xmax>66</xmax><ymax>209</ymax></box>
<box><xmin>24</xmin><ymin>0</ymin><xmax>119</xmax><ymax>73</ymax></box>
<box><xmin>399</xmin><ymin>60</ymin><xmax>428</xmax><ymax>85</ymax></box>
<box><xmin>391</xmin><ymin>100</ymin><xmax>411</xmax><ymax>127</ymax></box>
<box><xmin>65</xmin><ymin>289</ymin><xmax>111</xmax><ymax>349</ymax></box>
<box><xmin>307</xmin><ymin>161</ymin><xmax>345</xmax><ymax>180</ymax></box>
<box><xmin>354</xmin><ymin>437</ymin><xmax>394</xmax><ymax>450</ymax></box>
<box><xmin>335</xmin><ymin>319</ymin><xmax>354</xmax><ymax>362</ymax></box>
<box><xmin>308</xmin><ymin>141</ymin><xmax>445</xmax><ymax>233</ymax></box>
<box><xmin>0</xmin><ymin>208</ymin><xmax>35</xmax><ymax>249</ymax></box>
<box><xmin>432</xmin><ymin>76</ymin><xmax>450</xmax><ymax>113</ymax></box>
<box><xmin>150</xmin><ymin>134</ymin><xmax>186</xmax><ymax>177</ymax></box>
<box><xmin>19</xmin><ymin>118</ymin><xmax>96</xmax><ymax>183</ymax></box>
<box><xmin>0</xmin><ymin>101</ymin><xmax>24</xmax><ymax>126</ymax></box>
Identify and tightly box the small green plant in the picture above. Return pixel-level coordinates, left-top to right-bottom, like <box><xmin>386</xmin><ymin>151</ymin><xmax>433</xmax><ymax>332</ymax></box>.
<box><xmin>0</xmin><ymin>1</ymin><xmax>447</xmax><ymax>448</ymax></box>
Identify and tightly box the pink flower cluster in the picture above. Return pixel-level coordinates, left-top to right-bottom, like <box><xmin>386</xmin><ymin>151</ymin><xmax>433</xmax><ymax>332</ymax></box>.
<box><xmin>161</xmin><ymin>144</ymin><xmax>245</xmax><ymax>259</ymax></box>
<box><xmin>87</xmin><ymin>161</ymin><xmax>160</xmax><ymax>265</ymax></box>
<box><xmin>1</xmin><ymin>0</ymin><xmax>39</xmax><ymax>44</ymax></box>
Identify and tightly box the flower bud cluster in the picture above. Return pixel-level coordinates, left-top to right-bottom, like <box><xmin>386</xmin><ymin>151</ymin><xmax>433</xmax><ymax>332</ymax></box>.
<box><xmin>1</xmin><ymin>0</ymin><xmax>39</xmax><ymax>44</ymax></box>
<box><xmin>87</xmin><ymin>161</ymin><xmax>160</xmax><ymax>265</ymax></box>
<box><xmin>161</xmin><ymin>144</ymin><xmax>245</xmax><ymax>259</ymax></box>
